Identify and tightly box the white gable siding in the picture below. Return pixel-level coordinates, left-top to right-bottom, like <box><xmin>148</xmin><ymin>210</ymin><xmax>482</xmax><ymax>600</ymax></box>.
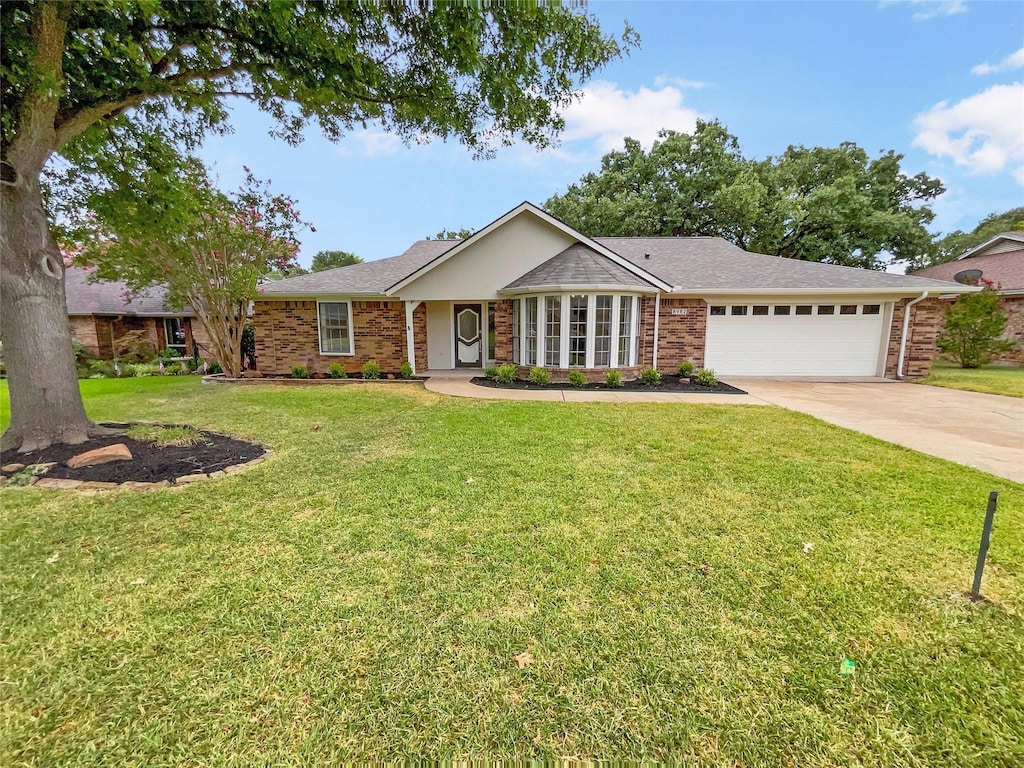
<box><xmin>974</xmin><ymin>239</ymin><xmax>1024</xmax><ymax>257</ymax></box>
<box><xmin>397</xmin><ymin>213</ymin><xmax>577</xmax><ymax>302</ymax></box>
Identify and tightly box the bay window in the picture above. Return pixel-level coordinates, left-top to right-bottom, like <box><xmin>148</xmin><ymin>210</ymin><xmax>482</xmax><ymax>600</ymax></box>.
<box><xmin>510</xmin><ymin>293</ymin><xmax>640</xmax><ymax>369</ymax></box>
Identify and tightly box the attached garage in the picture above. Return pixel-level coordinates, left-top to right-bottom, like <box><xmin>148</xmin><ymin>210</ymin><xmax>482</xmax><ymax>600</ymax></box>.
<box><xmin>703</xmin><ymin>301</ymin><xmax>890</xmax><ymax>376</ymax></box>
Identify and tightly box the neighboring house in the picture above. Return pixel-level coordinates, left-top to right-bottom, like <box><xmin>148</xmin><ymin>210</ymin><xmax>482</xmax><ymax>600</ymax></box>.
<box><xmin>911</xmin><ymin>232</ymin><xmax>1024</xmax><ymax>363</ymax></box>
<box><xmin>66</xmin><ymin>266</ymin><xmax>211</xmax><ymax>359</ymax></box>
<box><xmin>254</xmin><ymin>202</ymin><xmax>973</xmax><ymax>380</ymax></box>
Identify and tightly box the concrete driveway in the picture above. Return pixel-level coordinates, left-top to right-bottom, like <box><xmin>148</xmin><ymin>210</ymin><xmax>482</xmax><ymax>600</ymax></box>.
<box><xmin>734</xmin><ymin>379</ymin><xmax>1024</xmax><ymax>483</ymax></box>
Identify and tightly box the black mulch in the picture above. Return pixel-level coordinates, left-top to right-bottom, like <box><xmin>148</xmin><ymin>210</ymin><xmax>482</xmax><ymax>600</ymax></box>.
<box><xmin>1</xmin><ymin>423</ymin><xmax>265</xmax><ymax>484</ymax></box>
<box><xmin>471</xmin><ymin>376</ymin><xmax>747</xmax><ymax>394</ymax></box>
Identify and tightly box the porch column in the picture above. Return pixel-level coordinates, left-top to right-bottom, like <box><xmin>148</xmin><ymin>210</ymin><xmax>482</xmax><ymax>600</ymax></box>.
<box><xmin>404</xmin><ymin>300</ymin><xmax>421</xmax><ymax>375</ymax></box>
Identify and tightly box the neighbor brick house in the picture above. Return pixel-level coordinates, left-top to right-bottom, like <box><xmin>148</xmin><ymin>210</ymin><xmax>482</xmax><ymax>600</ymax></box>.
<box><xmin>66</xmin><ymin>266</ymin><xmax>212</xmax><ymax>360</ymax></box>
<box><xmin>254</xmin><ymin>202</ymin><xmax>973</xmax><ymax>380</ymax></box>
<box><xmin>911</xmin><ymin>232</ymin><xmax>1024</xmax><ymax>363</ymax></box>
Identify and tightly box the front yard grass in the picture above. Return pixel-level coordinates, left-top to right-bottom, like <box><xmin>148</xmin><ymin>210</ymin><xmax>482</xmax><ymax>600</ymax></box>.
<box><xmin>919</xmin><ymin>358</ymin><xmax>1024</xmax><ymax>398</ymax></box>
<box><xmin>1</xmin><ymin>377</ymin><xmax>1022</xmax><ymax>765</ymax></box>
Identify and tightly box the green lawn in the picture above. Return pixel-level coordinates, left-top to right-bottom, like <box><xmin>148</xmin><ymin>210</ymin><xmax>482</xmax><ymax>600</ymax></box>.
<box><xmin>2</xmin><ymin>378</ymin><xmax>1022</xmax><ymax>765</ymax></box>
<box><xmin>919</xmin><ymin>359</ymin><xmax>1024</xmax><ymax>398</ymax></box>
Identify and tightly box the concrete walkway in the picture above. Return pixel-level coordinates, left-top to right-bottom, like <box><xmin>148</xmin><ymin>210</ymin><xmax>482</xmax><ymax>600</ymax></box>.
<box><xmin>423</xmin><ymin>371</ymin><xmax>1024</xmax><ymax>482</ymax></box>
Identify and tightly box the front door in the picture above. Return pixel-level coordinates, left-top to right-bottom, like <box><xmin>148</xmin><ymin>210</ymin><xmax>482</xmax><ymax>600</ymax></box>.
<box><xmin>454</xmin><ymin>304</ymin><xmax>482</xmax><ymax>367</ymax></box>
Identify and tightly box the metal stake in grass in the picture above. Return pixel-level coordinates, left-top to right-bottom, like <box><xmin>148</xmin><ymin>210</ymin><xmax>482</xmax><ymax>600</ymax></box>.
<box><xmin>971</xmin><ymin>491</ymin><xmax>999</xmax><ymax>601</ymax></box>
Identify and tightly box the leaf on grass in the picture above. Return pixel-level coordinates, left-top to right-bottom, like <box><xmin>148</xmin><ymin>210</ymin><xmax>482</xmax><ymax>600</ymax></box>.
<box><xmin>466</xmin><ymin>477</ymin><xmax>474</xmax><ymax>483</ymax></box>
<box><xmin>132</xmin><ymin>578</ymin><xmax>146</xmax><ymax>585</ymax></box>
<box><xmin>45</xmin><ymin>552</ymin><xmax>59</xmax><ymax>565</ymax></box>
<box><xmin>803</xmin><ymin>542</ymin><xmax>814</xmax><ymax>553</ymax></box>
<box><xmin>514</xmin><ymin>651</ymin><xmax>534</xmax><ymax>669</ymax></box>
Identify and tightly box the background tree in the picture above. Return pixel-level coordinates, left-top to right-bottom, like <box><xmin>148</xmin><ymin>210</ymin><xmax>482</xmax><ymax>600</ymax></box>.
<box><xmin>912</xmin><ymin>206</ymin><xmax>1024</xmax><ymax>270</ymax></box>
<box><xmin>428</xmin><ymin>228</ymin><xmax>475</xmax><ymax>240</ymax></box>
<box><xmin>1</xmin><ymin>0</ymin><xmax>635</xmax><ymax>452</ymax></box>
<box><xmin>71</xmin><ymin>165</ymin><xmax>309</xmax><ymax>377</ymax></box>
<box><xmin>311</xmin><ymin>250</ymin><xmax>362</xmax><ymax>272</ymax></box>
<box><xmin>545</xmin><ymin>121</ymin><xmax>944</xmax><ymax>269</ymax></box>
<box><xmin>936</xmin><ymin>284</ymin><xmax>1016</xmax><ymax>368</ymax></box>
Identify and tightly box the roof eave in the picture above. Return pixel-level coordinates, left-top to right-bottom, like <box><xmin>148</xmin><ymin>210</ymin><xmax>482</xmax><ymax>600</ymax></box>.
<box><xmin>499</xmin><ymin>283</ymin><xmax>659</xmax><ymax>296</ymax></box>
<box><xmin>254</xmin><ymin>291</ymin><xmax>390</xmax><ymax>301</ymax></box>
<box><xmin>667</xmin><ymin>285</ymin><xmax>980</xmax><ymax>296</ymax></box>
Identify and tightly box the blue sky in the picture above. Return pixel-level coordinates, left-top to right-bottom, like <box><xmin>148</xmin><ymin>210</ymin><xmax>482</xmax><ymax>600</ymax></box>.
<box><xmin>199</xmin><ymin>0</ymin><xmax>1024</xmax><ymax>268</ymax></box>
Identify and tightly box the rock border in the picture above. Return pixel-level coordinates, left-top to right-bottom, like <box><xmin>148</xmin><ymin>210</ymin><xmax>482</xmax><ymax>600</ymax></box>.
<box><xmin>0</xmin><ymin>452</ymin><xmax>272</xmax><ymax>492</ymax></box>
<box><xmin>201</xmin><ymin>374</ymin><xmax>428</xmax><ymax>387</ymax></box>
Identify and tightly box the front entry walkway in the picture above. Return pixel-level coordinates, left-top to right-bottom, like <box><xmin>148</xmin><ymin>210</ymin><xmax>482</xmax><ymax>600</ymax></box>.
<box><xmin>423</xmin><ymin>371</ymin><xmax>1024</xmax><ymax>482</ymax></box>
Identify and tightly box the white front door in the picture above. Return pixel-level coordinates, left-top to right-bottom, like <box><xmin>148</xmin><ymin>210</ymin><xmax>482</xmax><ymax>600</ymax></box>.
<box><xmin>704</xmin><ymin>302</ymin><xmax>888</xmax><ymax>376</ymax></box>
<box><xmin>454</xmin><ymin>304</ymin><xmax>482</xmax><ymax>367</ymax></box>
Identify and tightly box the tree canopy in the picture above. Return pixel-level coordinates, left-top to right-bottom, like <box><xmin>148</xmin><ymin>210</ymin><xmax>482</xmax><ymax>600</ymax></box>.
<box><xmin>1</xmin><ymin>0</ymin><xmax>635</xmax><ymax>451</ymax></box>
<box><xmin>428</xmin><ymin>227</ymin><xmax>475</xmax><ymax>240</ymax></box>
<box><xmin>545</xmin><ymin>121</ymin><xmax>945</xmax><ymax>269</ymax></box>
<box><xmin>311</xmin><ymin>250</ymin><xmax>362</xmax><ymax>272</ymax></box>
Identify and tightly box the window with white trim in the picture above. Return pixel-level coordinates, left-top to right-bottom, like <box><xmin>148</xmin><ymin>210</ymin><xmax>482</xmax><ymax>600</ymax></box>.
<box><xmin>318</xmin><ymin>301</ymin><xmax>352</xmax><ymax>355</ymax></box>
<box><xmin>524</xmin><ymin>297</ymin><xmax>538</xmax><ymax>365</ymax></box>
<box><xmin>617</xmin><ymin>296</ymin><xmax>633</xmax><ymax>366</ymax></box>
<box><xmin>544</xmin><ymin>295</ymin><xmax>561</xmax><ymax>366</ymax></box>
<box><xmin>569</xmin><ymin>294</ymin><xmax>588</xmax><ymax>367</ymax></box>
<box><xmin>594</xmin><ymin>295</ymin><xmax>613</xmax><ymax>367</ymax></box>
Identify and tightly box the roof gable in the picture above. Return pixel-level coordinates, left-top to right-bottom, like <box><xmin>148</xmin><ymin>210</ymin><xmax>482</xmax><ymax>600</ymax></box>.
<box><xmin>503</xmin><ymin>242</ymin><xmax>658</xmax><ymax>292</ymax></box>
<box><xmin>958</xmin><ymin>232</ymin><xmax>1024</xmax><ymax>260</ymax></box>
<box><xmin>65</xmin><ymin>267</ymin><xmax>188</xmax><ymax>316</ymax></box>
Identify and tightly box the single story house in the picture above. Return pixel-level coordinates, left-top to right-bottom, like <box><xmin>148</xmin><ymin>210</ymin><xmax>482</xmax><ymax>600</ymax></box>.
<box><xmin>254</xmin><ymin>202</ymin><xmax>973</xmax><ymax>380</ymax></box>
<box><xmin>910</xmin><ymin>232</ymin><xmax>1023</xmax><ymax>363</ymax></box>
<box><xmin>66</xmin><ymin>266</ymin><xmax>211</xmax><ymax>359</ymax></box>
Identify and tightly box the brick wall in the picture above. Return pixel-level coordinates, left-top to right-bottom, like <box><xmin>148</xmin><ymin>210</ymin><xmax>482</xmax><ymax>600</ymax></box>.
<box><xmin>885</xmin><ymin>297</ymin><xmax>945</xmax><ymax>378</ymax></box>
<box><xmin>493</xmin><ymin>299</ymin><xmax>513</xmax><ymax>364</ymax></box>
<box><xmin>68</xmin><ymin>316</ymin><xmax>101</xmax><ymax>357</ymax></box>
<box><xmin>998</xmin><ymin>296</ymin><xmax>1024</xmax><ymax>363</ymax></box>
<box><xmin>254</xmin><ymin>300</ymin><xmax>414</xmax><ymax>375</ymax></box>
<box><xmin>655</xmin><ymin>297</ymin><xmax>707</xmax><ymax>370</ymax></box>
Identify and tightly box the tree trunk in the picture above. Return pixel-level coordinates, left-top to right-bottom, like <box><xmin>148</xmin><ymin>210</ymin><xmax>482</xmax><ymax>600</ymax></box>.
<box><xmin>1</xmin><ymin>176</ymin><xmax>94</xmax><ymax>452</ymax></box>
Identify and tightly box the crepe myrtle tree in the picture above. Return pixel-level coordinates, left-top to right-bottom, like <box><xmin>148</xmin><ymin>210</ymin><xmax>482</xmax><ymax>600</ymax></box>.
<box><xmin>0</xmin><ymin>1</ymin><xmax>635</xmax><ymax>452</ymax></box>
<box><xmin>71</xmin><ymin>167</ymin><xmax>309</xmax><ymax>378</ymax></box>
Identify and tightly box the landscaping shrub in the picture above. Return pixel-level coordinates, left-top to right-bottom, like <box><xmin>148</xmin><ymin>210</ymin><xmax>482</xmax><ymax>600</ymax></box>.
<box><xmin>567</xmin><ymin>369</ymin><xmax>587</xmax><ymax>388</ymax></box>
<box><xmin>114</xmin><ymin>329</ymin><xmax>157</xmax><ymax>363</ymax></box>
<box><xmin>677</xmin><ymin>360</ymin><xmax>694</xmax><ymax>377</ymax></box>
<box><xmin>605</xmin><ymin>370</ymin><xmax>623</xmax><ymax>388</ymax></box>
<box><xmin>694</xmin><ymin>367</ymin><xmax>719</xmax><ymax>386</ymax></box>
<box><xmin>529</xmin><ymin>367</ymin><xmax>551</xmax><ymax>386</ymax></box>
<box><xmin>361</xmin><ymin>360</ymin><xmax>381</xmax><ymax>379</ymax></box>
<box><xmin>126</xmin><ymin>424</ymin><xmax>205</xmax><ymax>447</ymax></box>
<box><xmin>87</xmin><ymin>359</ymin><xmax>116</xmax><ymax>378</ymax></box>
<box><xmin>121</xmin><ymin>362</ymin><xmax>162</xmax><ymax>377</ymax></box>
<box><xmin>291</xmin><ymin>365</ymin><xmax>310</xmax><ymax>379</ymax></box>
<box><xmin>240</xmin><ymin>320</ymin><xmax>257</xmax><ymax>369</ymax></box>
<box><xmin>158</xmin><ymin>347</ymin><xmax>180</xmax><ymax>361</ymax></box>
<box><xmin>207</xmin><ymin>361</ymin><xmax>223</xmax><ymax>375</ymax></box>
<box><xmin>328</xmin><ymin>362</ymin><xmax>347</xmax><ymax>379</ymax></box>
<box><xmin>937</xmin><ymin>285</ymin><xmax>1015</xmax><ymax>368</ymax></box>
<box><xmin>495</xmin><ymin>364</ymin><xmax>517</xmax><ymax>384</ymax></box>
<box><xmin>639</xmin><ymin>367</ymin><xmax>662</xmax><ymax>386</ymax></box>
<box><xmin>399</xmin><ymin>361</ymin><xmax>413</xmax><ymax>379</ymax></box>
<box><xmin>484</xmin><ymin>366</ymin><xmax>498</xmax><ymax>380</ymax></box>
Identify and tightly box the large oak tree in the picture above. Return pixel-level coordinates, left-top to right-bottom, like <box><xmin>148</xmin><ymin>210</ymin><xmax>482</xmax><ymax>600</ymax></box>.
<box><xmin>1</xmin><ymin>0</ymin><xmax>634</xmax><ymax>451</ymax></box>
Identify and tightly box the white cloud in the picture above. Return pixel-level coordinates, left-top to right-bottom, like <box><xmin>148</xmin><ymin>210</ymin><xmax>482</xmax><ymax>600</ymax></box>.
<box><xmin>879</xmin><ymin>0</ymin><xmax>968</xmax><ymax>20</ymax></box>
<box><xmin>559</xmin><ymin>80</ymin><xmax>704</xmax><ymax>155</ymax></box>
<box><xmin>354</xmin><ymin>131</ymin><xmax>403</xmax><ymax>156</ymax></box>
<box><xmin>653</xmin><ymin>75</ymin><xmax>710</xmax><ymax>90</ymax></box>
<box><xmin>912</xmin><ymin>82</ymin><xmax>1024</xmax><ymax>183</ymax></box>
<box><xmin>972</xmin><ymin>47</ymin><xmax>1024</xmax><ymax>75</ymax></box>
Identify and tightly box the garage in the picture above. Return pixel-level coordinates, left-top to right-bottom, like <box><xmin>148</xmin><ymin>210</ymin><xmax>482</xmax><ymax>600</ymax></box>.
<box><xmin>703</xmin><ymin>301</ymin><xmax>889</xmax><ymax>376</ymax></box>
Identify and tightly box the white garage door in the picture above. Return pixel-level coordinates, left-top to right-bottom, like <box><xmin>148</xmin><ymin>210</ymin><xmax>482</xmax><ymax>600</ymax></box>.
<box><xmin>704</xmin><ymin>302</ymin><xmax>887</xmax><ymax>376</ymax></box>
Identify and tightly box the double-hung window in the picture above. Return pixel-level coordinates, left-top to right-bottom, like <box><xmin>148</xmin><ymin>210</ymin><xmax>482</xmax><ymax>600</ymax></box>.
<box><xmin>318</xmin><ymin>301</ymin><xmax>353</xmax><ymax>355</ymax></box>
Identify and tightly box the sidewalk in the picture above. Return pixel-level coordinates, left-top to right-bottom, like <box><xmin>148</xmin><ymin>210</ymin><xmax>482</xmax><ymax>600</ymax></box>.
<box><xmin>421</xmin><ymin>370</ymin><xmax>767</xmax><ymax>404</ymax></box>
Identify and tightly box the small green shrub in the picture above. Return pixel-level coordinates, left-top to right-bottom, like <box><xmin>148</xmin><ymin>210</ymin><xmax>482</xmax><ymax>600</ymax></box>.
<box><xmin>567</xmin><ymin>369</ymin><xmax>587</xmax><ymax>388</ymax></box>
<box><xmin>399</xmin><ymin>361</ymin><xmax>413</xmax><ymax>379</ymax></box>
<box><xmin>127</xmin><ymin>424</ymin><xmax>205</xmax><ymax>447</ymax></box>
<box><xmin>361</xmin><ymin>360</ymin><xmax>381</xmax><ymax>379</ymax></box>
<box><xmin>87</xmin><ymin>359</ymin><xmax>116</xmax><ymax>379</ymax></box>
<box><xmin>639</xmin><ymin>367</ymin><xmax>662</xmax><ymax>386</ymax></box>
<box><xmin>495</xmin><ymin>364</ymin><xmax>517</xmax><ymax>384</ymax></box>
<box><xmin>484</xmin><ymin>366</ymin><xmax>499</xmax><ymax>380</ymax></box>
<box><xmin>528</xmin><ymin>367</ymin><xmax>551</xmax><ymax>386</ymax></box>
<box><xmin>291</xmin><ymin>365</ymin><xmax>310</xmax><ymax>379</ymax></box>
<box><xmin>694</xmin><ymin>367</ymin><xmax>719</xmax><ymax>386</ymax></box>
<box><xmin>605</xmin><ymin>370</ymin><xmax>623</xmax><ymax>388</ymax></box>
<box><xmin>677</xmin><ymin>361</ymin><xmax>694</xmax><ymax>377</ymax></box>
<box><xmin>207</xmin><ymin>361</ymin><xmax>223</xmax><ymax>375</ymax></box>
<box><xmin>328</xmin><ymin>362</ymin><xmax>347</xmax><ymax>379</ymax></box>
<box><xmin>158</xmin><ymin>347</ymin><xmax>180</xmax><ymax>361</ymax></box>
<box><xmin>121</xmin><ymin>362</ymin><xmax>162</xmax><ymax>377</ymax></box>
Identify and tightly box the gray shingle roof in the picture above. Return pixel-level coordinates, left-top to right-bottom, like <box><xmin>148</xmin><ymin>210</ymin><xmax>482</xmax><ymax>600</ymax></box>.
<box><xmin>65</xmin><ymin>267</ymin><xmax>189</xmax><ymax>316</ymax></box>
<box><xmin>597</xmin><ymin>237</ymin><xmax>966</xmax><ymax>293</ymax></box>
<box><xmin>257</xmin><ymin>240</ymin><xmax>457</xmax><ymax>295</ymax></box>
<box><xmin>503</xmin><ymin>242</ymin><xmax>657</xmax><ymax>291</ymax></box>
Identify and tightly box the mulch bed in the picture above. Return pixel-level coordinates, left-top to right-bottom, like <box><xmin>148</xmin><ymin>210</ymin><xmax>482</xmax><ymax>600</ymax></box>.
<box><xmin>1</xmin><ymin>423</ymin><xmax>265</xmax><ymax>484</ymax></box>
<box><xmin>471</xmin><ymin>376</ymin><xmax>747</xmax><ymax>394</ymax></box>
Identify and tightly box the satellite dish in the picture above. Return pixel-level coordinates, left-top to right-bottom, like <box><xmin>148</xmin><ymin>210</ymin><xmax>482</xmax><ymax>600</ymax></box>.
<box><xmin>954</xmin><ymin>268</ymin><xmax>983</xmax><ymax>285</ymax></box>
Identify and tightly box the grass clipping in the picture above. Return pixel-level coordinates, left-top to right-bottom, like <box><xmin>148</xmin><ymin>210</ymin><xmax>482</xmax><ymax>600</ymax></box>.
<box><xmin>125</xmin><ymin>424</ymin><xmax>205</xmax><ymax>448</ymax></box>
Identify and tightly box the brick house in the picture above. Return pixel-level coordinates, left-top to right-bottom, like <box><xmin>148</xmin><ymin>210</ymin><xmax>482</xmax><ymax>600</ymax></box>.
<box><xmin>66</xmin><ymin>267</ymin><xmax>213</xmax><ymax>360</ymax></box>
<box><xmin>254</xmin><ymin>202</ymin><xmax>973</xmax><ymax>380</ymax></box>
<box><xmin>910</xmin><ymin>232</ymin><xmax>1024</xmax><ymax>363</ymax></box>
